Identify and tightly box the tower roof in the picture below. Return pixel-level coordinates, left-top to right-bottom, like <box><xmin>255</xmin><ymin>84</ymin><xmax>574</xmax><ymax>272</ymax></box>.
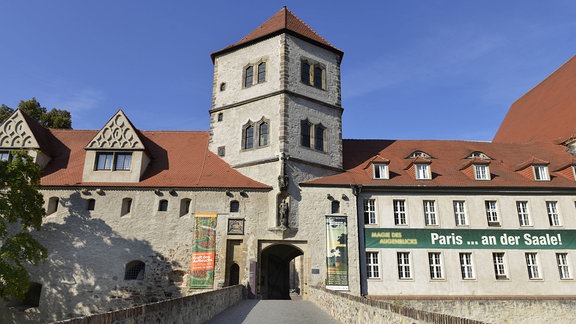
<box><xmin>211</xmin><ymin>7</ymin><xmax>343</xmax><ymax>61</ymax></box>
<box><xmin>493</xmin><ymin>55</ymin><xmax>576</xmax><ymax>144</ymax></box>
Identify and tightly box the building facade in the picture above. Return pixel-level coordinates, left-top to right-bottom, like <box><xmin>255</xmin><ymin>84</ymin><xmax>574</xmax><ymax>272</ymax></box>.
<box><xmin>1</xmin><ymin>7</ymin><xmax>576</xmax><ymax>323</ymax></box>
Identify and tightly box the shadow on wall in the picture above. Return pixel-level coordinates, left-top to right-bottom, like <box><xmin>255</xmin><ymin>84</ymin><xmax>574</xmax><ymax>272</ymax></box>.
<box><xmin>3</xmin><ymin>191</ymin><xmax>184</xmax><ymax>323</ymax></box>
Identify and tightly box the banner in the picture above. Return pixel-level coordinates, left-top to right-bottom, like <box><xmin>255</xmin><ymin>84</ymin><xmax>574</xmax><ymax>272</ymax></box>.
<box><xmin>189</xmin><ymin>212</ymin><xmax>217</xmax><ymax>288</ymax></box>
<box><xmin>326</xmin><ymin>216</ymin><xmax>348</xmax><ymax>290</ymax></box>
<box><xmin>366</xmin><ymin>228</ymin><xmax>576</xmax><ymax>250</ymax></box>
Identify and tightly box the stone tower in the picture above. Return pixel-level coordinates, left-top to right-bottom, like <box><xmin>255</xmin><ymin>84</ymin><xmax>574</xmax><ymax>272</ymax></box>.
<box><xmin>209</xmin><ymin>8</ymin><xmax>344</xmax><ymax>221</ymax></box>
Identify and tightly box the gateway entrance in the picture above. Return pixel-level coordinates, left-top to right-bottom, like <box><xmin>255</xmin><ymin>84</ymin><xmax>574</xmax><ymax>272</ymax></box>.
<box><xmin>259</xmin><ymin>243</ymin><xmax>304</xmax><ymax>299</ymax></box>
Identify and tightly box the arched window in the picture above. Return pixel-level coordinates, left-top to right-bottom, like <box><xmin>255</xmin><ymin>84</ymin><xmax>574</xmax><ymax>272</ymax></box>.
<box><xmin>244</xmin><ymin>125</ymin><xmax>254</xmax><ymax>149</ymax></box>
<box><xmin>230</xmin><ymin>200</ymin><xmax>240</xmax><ymax>213</ymax></box>
<box><xmin>301</xmin><ymin>120</ymin><xmax>311</xmax><ymax>148</ymax></box>
<box><xmin>259</xmin><ymin>122</ymin><xmax>269</xmax><ymax>146</ymax></box>
<box><xmin>315</xmin><ymin>124</ymin><xmax>325</xmax><ymax>151</ymax></box>
<box><xmin>124</xmin><ymin>261</ymin><xmax>145</xmax><ymax>280</ymax></box>
<box><xmin>244</xmin><ymin>66</ymin><xmax>253</xmax><ymax>88</ymax></box>
<box><xmin>121</xmin><ymin>198</ymin><xmax>132</xmax><ymax>216</ymax></box>
<box><xmin>257</xmin><ymin>62</ymin><xmax>266</xmax><ymax>83</ymax></box>
<box><xmin>47</xmin><ymin>197</ymin><xmax>59</xmax><ymax>215</ymax></box>
<box><xmin>158</xmin><ymin>199</ymin><xmax>168</xmax><ymax>211</ymax></box>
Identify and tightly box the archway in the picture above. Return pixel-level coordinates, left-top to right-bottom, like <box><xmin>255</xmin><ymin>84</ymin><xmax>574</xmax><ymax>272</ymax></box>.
<box><xmin>229</xmin><ymin>263</ymin><xmax>240</xmax><ymax>286</ymax></box>
<box><xmin>260</xmin><ymin>244</ymin><xmax>303</xmax><ymax>299</ymax></box>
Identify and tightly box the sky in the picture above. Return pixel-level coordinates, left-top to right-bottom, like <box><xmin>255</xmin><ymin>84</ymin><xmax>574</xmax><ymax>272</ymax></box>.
<box><xmin>1</xmin><ymin>1</ymin><xmax>575</xmax><ymax>141</ymax></box>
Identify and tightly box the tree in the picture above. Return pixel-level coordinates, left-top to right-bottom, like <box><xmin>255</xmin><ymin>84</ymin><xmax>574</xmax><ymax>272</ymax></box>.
<box><xmin>0</xmin><ymin>151</ymin><xmax>48</xmax><ymax>301</ymax></box>
<box><xmin>0</xmin><ymin>98</ymin><xmax>72</xmax><ymax>129</ymax></box>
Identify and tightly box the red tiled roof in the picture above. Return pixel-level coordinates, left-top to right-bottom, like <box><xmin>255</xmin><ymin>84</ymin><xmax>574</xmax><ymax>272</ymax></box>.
<box><xmin>211</xmin><ymin>7</ymin><xmax>343</xmax><ymax>61</ymax></box>
<box><xmin>493</xmin><ymin>55</ymin><xmax>576</xmax><ymax>144</ymax></box>
<box><xmin>41</xmin><ymin>129</ymin><xmax>270</xmax><ymax>189</ymax></box>
<box><xmin>304</xmin><ymin>139</ymin><xmax>576</xmax><ymax>188</ymax></box>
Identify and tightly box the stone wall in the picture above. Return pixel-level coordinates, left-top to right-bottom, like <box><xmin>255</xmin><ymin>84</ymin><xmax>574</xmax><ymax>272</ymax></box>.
<box><xmin>51</xmin><ymin>285</ymin><xmax>244</xmax><ymax>324</ymax></box>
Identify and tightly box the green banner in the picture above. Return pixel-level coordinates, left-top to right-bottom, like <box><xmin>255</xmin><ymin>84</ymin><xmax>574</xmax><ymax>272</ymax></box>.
<box><xmin>189</xmin><ymin>213</ymin><xmax>217</xmax><ymax>288</ymax></box>
<box><xmin>326</xmin><ymin>216</ymin><xmax>348</xmax><ymax>290</ymax></box>
<box><xmin>366</xmin><ymin>228</ymin><xmax>576</xmax><ymax>250</ymax></box>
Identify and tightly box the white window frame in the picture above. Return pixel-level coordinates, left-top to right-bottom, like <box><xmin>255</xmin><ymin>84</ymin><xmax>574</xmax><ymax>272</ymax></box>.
<box><xmin>415</xmin><ymin>163</ymin><xmax>431</xmax><ymax>180</ymax></box>
<box><xmin>525</xmin><ymin>252</ymin><xmax>541</xmax><ymax>279</ymax></box>
<box><xmin>363</xmin><ymin>199</ymin><xmax>376</xmax><ymax>225</ymax></box>
<box><xmin>474</xmin><ymin>164</ymin><xmax>490</xmax><ymax>180</ymax></box>
<box><xmin>373</xmin><ymin>163</ymin><xmax>389</xmax><ymax>180</ymax></box>
<box><xmin>366</xmin><ymin>251</ymin><xmax>380</xmax><ymax>279</ymax></box>
<box><xmin>393</xmin><ymin>199</ymin><xmax>407</xmax><ymax>225</ymax></box>
<box><xmin>423</xmin><ymin>200</ymin><xmax>438</xmax><ymax>226</ymax></box>
<box><xmin>397</xmin><ymin>252</ymin><xmax>412</xmax><ymax>280</ymax></box>
<box><xmin>459</xmin><ymin>252</ymin><xmax>475</xmax><ymax>279</ymax></box>
<box><xmin>556</xmin><ymin>253</ymin><xmax>572</xmax><ymax>280</ymax></box>
<box><xmin>492</xmin><ymin>252</ymin><xmax>508</xmax><ymax>280</ymax></box>
<box><xmin>453</xmin><ymin>201</ymin><xmax>468</xmax><ymax>226</ymax></box>
<box><xmin>485</xmin><ymin>200</ymin><xmax>499</xmax><ymax>226</ymax></box>
<box><xmin>95</xmin><ymin>152</ymin><xmax>132</xmax><ymax>171</ymax></box>
<box><xmin>428</xmin><ymin>252</ymin><xmax>443</xmax><ymax>279</ymax></box>
<box><xmin>516</xmin><ymin>201</ymin><xmax>531</xmax><ymax>226</ymax></box>
<box><xmin>546</xmin><ymin>201</ymin><xmax>561</xmax><ymax>226</ymax></box>
<box><xmin>533</xmin><ymin>165</ymin><xmax>550</xmax><ymax>181</ymax></box>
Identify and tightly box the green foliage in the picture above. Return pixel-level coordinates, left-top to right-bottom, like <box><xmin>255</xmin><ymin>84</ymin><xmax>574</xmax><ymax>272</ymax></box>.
<box><xmin>0</xmin><ymin>98</ymin><xmax>72</xmax><ymax>129</ymax></box>
<box><xmin>0</xmin><ymin>151</ymin><xmax>47</xmax><ymax>301</ymax></box>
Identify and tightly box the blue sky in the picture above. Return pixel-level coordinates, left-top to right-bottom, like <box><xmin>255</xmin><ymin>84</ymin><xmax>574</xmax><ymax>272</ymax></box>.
<box><xmin>1</xmin><ymin>1</ymin><xmax>575</xmax><ymax>141</ymax></box>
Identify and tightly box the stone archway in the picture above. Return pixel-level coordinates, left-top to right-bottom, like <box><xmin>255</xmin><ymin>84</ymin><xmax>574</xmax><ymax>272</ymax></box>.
<box><xmin>260</xmin><ymin>243</ymin><xmax>304</xmax><ymax>299</ymax></box>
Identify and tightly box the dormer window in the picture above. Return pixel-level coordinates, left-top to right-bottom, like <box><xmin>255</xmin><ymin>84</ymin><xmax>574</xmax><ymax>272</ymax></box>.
<box><xmin>474</xmin><ymin>164</ymin><xmax>490</xmax><ymax>180</ymax></box>
<box><xmin>95</xmin><ymin>152</ymin><xmax>132</xmax><ymax>171</ymax></box>
<box><xmin>533</xmin><ymin>165</ymin><xmax>550</xmax><ymax>181</ymax></box>
<box><xmin>409</xmin><ymin>151</ymin><xmax>431</xmax><ymax>159</ymax></box>
<box><xmin>415</xmin><ymin>163</ymin><xmax>431</xmax><ymax>180</ymax></box>
<box><xmin>373</xmin><ymin>163</ymin><xmax>389</xmax><ymax>179</ymax></box>
<box><xmin>467</xmin><ymin>151</ymin><xmax>491</xmax><ymax>160</ymax></box>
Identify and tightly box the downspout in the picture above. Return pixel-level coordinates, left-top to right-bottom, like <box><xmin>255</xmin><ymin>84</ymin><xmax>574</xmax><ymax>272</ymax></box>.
<box><xmin>352</xmin><ymin>184</ymin><xmax>367</xmax><ymax>296</ymax></box>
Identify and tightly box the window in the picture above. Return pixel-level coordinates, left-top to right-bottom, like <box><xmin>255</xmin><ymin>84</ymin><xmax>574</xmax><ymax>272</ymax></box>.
<box><xmin>363</xmin><ymin>199</ymin><xmax>376</xmax><ymax>224</ymax></box>
<box><xmin>459</xmin><ymin>252</ymin><xmax>475</xmax><ymax>279</ymax></box>
<box><xmin>314</xmin><ymin>124</ymin><xmax>325</xmax><ymax>151</ymax></box>
<box><xmin>366</xmin><ymin>252</ymin><xmax>380</xmax><ymax>278</ymax></box>
<box><xmin>556</xmin><ymin>253</ymin><xmax>572</xmax><ymax>279</ymax></box>
<box><xmin>217</xmin><ymin>112</ymin><xmax>223</xmax><ymax>121</ymax></box>
<box><xmin>409</xmin><ymin>151</ymin><xmax>431</xmax><ymax>159</ymax></box>
<box><xmin>493</xmin><ymin>252</ymin><xmax>508</xmax><ymax>279</ymax></box>
<box><xmin>428</xmin><ymin>252</ymin><xmax>443</xmax><ymax>279</ymax></box>
<box><xmin>244</xmin><ymin>65</ymin><xmax>253</xmax><ymax>88</ymax></box>
<box><xmin>393</xmin><ymin>200</ymin><xmax>407</xmax><ymax>225</ymax></box>
<box><xmin>0</xmin><ymin>151</ymin><xmax>10</xmax><ymax>161</ymax></box>
<box><xmin>230</xmin><ymin>200</ymin><xmax>240</xmax><ymax>213</ymax></box>
<box><xmin>47</xmin><ymin>197</ymin><xmax>59</xmax><ymax>215</ymax></box>
<box><xmin>219</xmin><ymin>83</ymin><xmax>226</xmax><ymax>92</ymax></box>
<box><xmin>121</xmin><ymin>198</ymin><xmax>132</xmax><ymax>216</ymax></box>
<box><xmin>217</xmin><ymin>146</ymin><xmax>225</xmax><ymax>157</ymax></box>
<box><xmin>415</xmin><ymin>163</ymin><xmax>431</xmax><ymax>179</ymax></box>
<box><xmin>180</xmin><ymin>198</ymin><xmax>191</xmax><ymax>217</ymax></box>
<box><xmin>158</xmin><ymin>199</ymin><xmax>168</xmax><ymax>212</ymax></box>
<box><xmin>243</xmin><ymin>125</ymin><xmax>254</xmax><ymax>149</ymax></box>
<box><xmin>259</xmin><ymin>122</ymin><xmax>269</xmax><ymax>146</ymax></box>
<box><xmin>453</xmin><ymin>201</ymin><xmax>467</xmax><ymax>226</ymax></box>
<box><xmin>423</xmin><ymin>200</ymin><xmax>437</xmax><ymax>225</ymax></box>
<box><xmin>525</xmin><ymin>253</ymin><xmax>541</xmax><ymax>279</ymax></box>
<box><xmin>515</xmin><ymin>201</ymin><xmax>530</xmax><ymax>226</ymax></box>
<box><xmin>397</xmin><ymin>252</ymin><xmax>412</xmax><ymax>279</ymax></box>
<box><xmin>373</xmin><ymin>163</ymin><xmax>389</xmax><ymax>180</ymax></box>
<box><xmin>301</xmin><ymin>60</ymin><xmax>325</xmax><ymax>90</ymax></box>
<box><xmin>257</xmin><ymin>62</ymin><xmax>266</xmax><ymax>83</ymax></box>
<box><xmin>86</xmin><ymin>199</ymin><xmax>96</xmax><ymax>211</ymax></box>
<box><xmin>7</xmin><ymin>282</ymin><xmax>42</xmax><ymax>310</ymax></box>
<box><xmin>474</xmin><ymin>164</ymin><xmax>490</xmax><ymax>180</ymax></box>
<box><xmin>485</xmin><ymin>200</ymin><xmax>499</xmax><ymax>226</ymax></box>
<box><xmin>124</xmin><ymin>260</ymin><xmax>145</xmax><ymax>280</ymax></box>
<box><xmin>331</xmin><ymin>200</ymin><xmax>340</xmax><ymax>214</ymax></box>
<box><xmin>546</xmin><ymin>201</ymin><xmax>561</xmax><ymax>226</ymax></box>
<box><xmin>300</xmin><ymin>120</ymin><xmax>311</xmax><ymax>148</ymax></box>
<box><xmin>533</xmin><ymin>165</ymin><xmax>550</xmax><ymax>181</ymax></box>
<box><xmin>95</xmin><ymin>152</ymin><xmax>132</xmax><ymax>171</ymax></box>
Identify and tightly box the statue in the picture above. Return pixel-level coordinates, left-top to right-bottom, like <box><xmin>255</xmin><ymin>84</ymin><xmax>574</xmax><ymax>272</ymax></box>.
<box><xmin>278</xmin><ymin>198</ymin><xmax>289</xmax><ymax>228</ymax></box>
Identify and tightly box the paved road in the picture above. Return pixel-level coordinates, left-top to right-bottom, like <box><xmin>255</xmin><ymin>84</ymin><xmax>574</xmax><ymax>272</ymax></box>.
<box><xmin>206</xmin><ymin>299</ymin><xmax>337</xmax><ymax>324</ymax></box>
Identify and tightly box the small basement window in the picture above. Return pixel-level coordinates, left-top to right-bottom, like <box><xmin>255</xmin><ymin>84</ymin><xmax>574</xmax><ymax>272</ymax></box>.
<box><xmin>124</xmin><ymin>261</ymin><xmax>145</xmax><ymax>280</ymax></box>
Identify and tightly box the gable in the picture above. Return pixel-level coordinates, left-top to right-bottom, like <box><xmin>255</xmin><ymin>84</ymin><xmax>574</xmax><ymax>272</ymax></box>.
<box><xmin>85</xmin><ymin>110</ymin><xmax>145</xmax><ymax>150</ymax></box>
<box><xmin>0</xmin><ymin>110</ymin><xmax>41</xmax><ymax>149</ymax></box>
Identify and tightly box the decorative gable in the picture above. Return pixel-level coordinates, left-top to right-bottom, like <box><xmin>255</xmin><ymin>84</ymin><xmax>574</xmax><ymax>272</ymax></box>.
<box><xmin>86</xmin><ymin>110</ymin><xmax>145</xmax><ymax>150</ymax></box>
<box><xmin>0</xmin><ymin>110</ymin><xmax>41</xmax><ymax>149</ymax></box>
